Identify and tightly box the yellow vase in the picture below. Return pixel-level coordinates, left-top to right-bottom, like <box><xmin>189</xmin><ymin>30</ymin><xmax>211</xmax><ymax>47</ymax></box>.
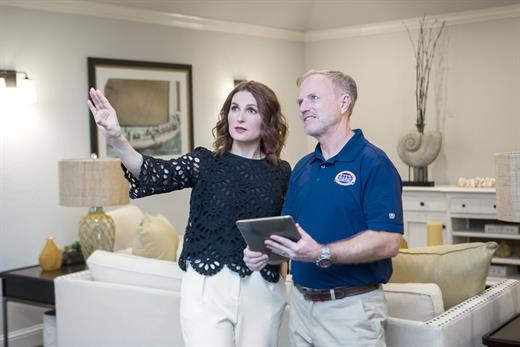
<box><xmin>39</xmin><ymin>237</ymin><xmax>63</xmax><ymax>271</ymax></box>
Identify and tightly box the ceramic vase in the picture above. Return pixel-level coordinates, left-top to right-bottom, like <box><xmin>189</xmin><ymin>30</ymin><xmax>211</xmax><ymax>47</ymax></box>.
<box><xmin>38</xmin><ymin>237</ymin><xmax>63</xmax><ymax>271</ymax></box>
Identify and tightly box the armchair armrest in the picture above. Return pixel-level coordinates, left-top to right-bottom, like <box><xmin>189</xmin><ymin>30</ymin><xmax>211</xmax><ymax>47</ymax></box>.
<box><xmin>55</xmin><ymin>270</ymin><xmax>184</xmax><ymax>347</ymax></box>
<box><xmin>386</xmin><ymin>279</ymin><xmax>520</xmax><ymax>347</ymax></box>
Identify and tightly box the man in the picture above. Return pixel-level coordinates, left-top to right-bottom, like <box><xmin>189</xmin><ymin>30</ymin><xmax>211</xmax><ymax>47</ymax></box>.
<box><xmin>244</xmin><ymin>70</ymin><xmax>403</xmax><ymax>347</ymax></box>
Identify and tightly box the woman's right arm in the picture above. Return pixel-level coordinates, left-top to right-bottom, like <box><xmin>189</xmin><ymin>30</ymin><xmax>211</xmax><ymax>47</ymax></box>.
<box><xmin>88</xmin><ymin>88</ymin><xmax>143</xmax><ymax>177</ymax></box>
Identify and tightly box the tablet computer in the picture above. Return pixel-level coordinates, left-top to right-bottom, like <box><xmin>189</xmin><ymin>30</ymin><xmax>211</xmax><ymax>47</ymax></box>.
<box><xmin>236</xmin><ymin>215</ymin><xmax>301</xmax><ymax>265</ymax></box>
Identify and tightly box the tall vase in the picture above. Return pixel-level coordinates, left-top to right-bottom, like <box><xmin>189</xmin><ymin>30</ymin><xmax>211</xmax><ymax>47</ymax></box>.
<box><xmin>38</xmin><ymin>237</ymin><xmax>63</xmax><ymax>271</ymax></box>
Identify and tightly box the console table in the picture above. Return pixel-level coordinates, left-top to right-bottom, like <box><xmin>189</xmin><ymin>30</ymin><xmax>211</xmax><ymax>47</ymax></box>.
<box><xmin>0</xmin><ymin>264</ymin><xmax>86</xmax><ymax>347</ymax></box>
<box><xmin>403</xmin><ymin>186</ymin><xmax>520</xmax><ymax>283</ymax></box>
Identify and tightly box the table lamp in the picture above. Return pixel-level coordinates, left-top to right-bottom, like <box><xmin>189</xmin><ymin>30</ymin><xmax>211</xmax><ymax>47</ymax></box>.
<box><xmin>495</xmin><ymin>152</ymin><xmax>520</xmax><ymax>223</ymax></box>
<box><xmin>59</xmin><ymin>156</ymin><xmax>130</xmax><ymax>260</ymax></box>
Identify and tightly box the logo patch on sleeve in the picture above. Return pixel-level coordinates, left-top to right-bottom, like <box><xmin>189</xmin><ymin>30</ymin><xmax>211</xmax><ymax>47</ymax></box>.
<box><xmin>334</xmin><ymin>170</ymin><xmax>356</xmax><ymax>186</ymax></box>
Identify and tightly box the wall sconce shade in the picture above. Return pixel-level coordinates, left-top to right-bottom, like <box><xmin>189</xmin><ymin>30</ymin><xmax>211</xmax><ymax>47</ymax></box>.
<box><xmin>495</xmin><ymin>152</ymin><xmax>520</xmax><ymax>223</ymax></box>
<box><xmin>0</xmin><ymin>69</ymin><xmax>37</xmax><ymax>104</ymax></box>
<box><xmin>59</xmin><ymin>158</ymin><xmax>130</xmax><ymax>207</ymax></box>
<box><xmin>0</xmin><ymin>70</ymin><xmax>17</xmax><ymax>87</ymax></box>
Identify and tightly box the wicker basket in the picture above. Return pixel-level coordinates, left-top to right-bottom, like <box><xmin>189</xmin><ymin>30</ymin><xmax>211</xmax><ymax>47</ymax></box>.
<box><xmin>495</xmin><ymin>152</ymin><xmax>520</xmax><ymax>222</ymax></box>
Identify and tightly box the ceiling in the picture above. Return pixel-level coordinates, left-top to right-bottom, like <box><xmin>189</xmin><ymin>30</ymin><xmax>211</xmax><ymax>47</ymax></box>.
<box><xmin>86</xmin><ymin>0</ymin><xmax>520</xmax><ymax>31</ymax></box>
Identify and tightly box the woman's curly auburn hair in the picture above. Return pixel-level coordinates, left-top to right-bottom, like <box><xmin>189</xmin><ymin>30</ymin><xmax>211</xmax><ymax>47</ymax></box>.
<box><xmin>212</xmin><ymin>81</ymin><xmax>288</xmax><ymax>165</ymax></box>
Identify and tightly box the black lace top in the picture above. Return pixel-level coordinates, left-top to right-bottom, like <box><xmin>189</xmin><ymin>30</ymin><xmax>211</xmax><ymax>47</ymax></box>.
<box><xmin>122</xmin><ymin>147</ymin><xmax>291</xmax><ymax>283</ymax></box>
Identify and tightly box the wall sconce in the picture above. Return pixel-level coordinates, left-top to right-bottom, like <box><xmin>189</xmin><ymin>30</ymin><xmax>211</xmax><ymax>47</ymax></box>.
<box><xmin>0</xmin><ymin>69</ymin><xmax>37</xmax><ymax>104</ymax></box>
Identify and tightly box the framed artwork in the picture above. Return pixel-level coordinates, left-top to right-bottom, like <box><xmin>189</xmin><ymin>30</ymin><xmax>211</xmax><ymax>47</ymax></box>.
<box><xmin>88</xmin><ymin>57</ymin><xmax>193</xmax><ymax>158</ymax></box>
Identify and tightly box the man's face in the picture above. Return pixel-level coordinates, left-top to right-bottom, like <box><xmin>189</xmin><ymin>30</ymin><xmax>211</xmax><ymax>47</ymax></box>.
<box><xmin>297</xmin><ymin>74</ymin><xmax>346</xmax><ymax>139</ymax></box>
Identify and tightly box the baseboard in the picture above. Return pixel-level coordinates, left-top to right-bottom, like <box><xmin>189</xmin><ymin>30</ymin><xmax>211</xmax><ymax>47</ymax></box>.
<box><xmin>0</xmin><ymin>323</ymin><xmax>43</xmax><ymax>346</ymax></box>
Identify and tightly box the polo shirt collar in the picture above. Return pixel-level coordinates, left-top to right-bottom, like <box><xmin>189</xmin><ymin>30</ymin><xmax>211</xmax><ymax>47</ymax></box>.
<box><xmin>312</xmin><ymin>129</ymin><xmax>367</xmax><ymax>163</ymax></box>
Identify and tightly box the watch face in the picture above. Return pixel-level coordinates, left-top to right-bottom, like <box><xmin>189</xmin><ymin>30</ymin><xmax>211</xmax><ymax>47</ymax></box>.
<box><xmin>318</xmin><ymin>258</ymin><xmax>332</xmax><ymax>268</ymax></box>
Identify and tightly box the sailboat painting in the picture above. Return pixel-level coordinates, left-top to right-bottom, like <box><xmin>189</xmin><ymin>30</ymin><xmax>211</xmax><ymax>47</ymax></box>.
<box><xmin>88</xmin><ymin>58</ymin><xmax>193</xmax><ymax>158</ymax></box>
<box><xmin>104</xmin><ymin>78</ymin><xmax>181</xmax><ymax>156</ymax></box>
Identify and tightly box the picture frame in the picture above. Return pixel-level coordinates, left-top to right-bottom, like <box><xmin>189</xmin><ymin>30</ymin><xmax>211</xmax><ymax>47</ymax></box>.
<box><xmin>88</xmin><ymin>57</ymin><xmax>193</xmax><ymax>158</ymax></box>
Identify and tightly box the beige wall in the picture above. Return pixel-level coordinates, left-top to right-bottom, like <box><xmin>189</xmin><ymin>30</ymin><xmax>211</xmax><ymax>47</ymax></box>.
<box><xmin>304</xmin><ymin>17</ymin><xmax>520</xmax><ymax>184</ymax></box>
<box><xmin>0</xmin><ymin>6</ymin><xmax>306</xmax><ymax>267</ymax></box>
<box><xmin>0</xmin><ymin>6</ymin><xmax>306</xmax><ymax>342</ymax></box>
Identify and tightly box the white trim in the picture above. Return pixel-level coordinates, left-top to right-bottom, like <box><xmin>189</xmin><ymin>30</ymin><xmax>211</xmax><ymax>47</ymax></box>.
<box><xmin>0</xmin><ymin>323</ymin><xmax>42</xmax><ymax>344</ymax></box>
<box><xmin>1</xmin><ymin>1</ymin><xmax>520</xmax><ymax>42</ymax></box>
<box><xmin>0</xmin><ymin>0</ymin><xmax>304</xmax><ymax>42</ymax></box>
<box><xmin>305</xmin><ymin>4</ymin><xmax>520</xmax><ymax>42</ymax></box>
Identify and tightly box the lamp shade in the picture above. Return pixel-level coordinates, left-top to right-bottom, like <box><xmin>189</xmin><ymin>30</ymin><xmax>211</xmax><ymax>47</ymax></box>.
<box><xmin>59</xmin><ymin>158</ymin><xmax>130</xmax><ymax>207</ymax></box>
<box><xmin>495</xmin><ymin>152</ymin><xmax>520</xmax><ymax>222</ymax></box>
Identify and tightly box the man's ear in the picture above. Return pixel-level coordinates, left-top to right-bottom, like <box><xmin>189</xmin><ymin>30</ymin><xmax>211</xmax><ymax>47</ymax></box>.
<box><xmin>340</xmin><ymin>94</ymin><xmax>351</xmax><ymax>114</ymax></box>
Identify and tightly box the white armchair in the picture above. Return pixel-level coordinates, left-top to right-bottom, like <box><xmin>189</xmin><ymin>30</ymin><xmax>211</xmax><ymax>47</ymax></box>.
<box><xmin>55</xmin><ymin>270</ymin><xmax>183</xmax><ymax>346</ymax></box>
<box><xmin>385</xmin><ymin>279</ymin><xmax>520</xmax><ymax>347</ymax></box>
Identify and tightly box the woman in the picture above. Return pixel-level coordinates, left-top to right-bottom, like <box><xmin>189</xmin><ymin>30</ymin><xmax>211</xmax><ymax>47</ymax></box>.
<box><xmin>88</xmin><ymin>81</ymin><xmax>291</xmax><ymax>347</ymax></box>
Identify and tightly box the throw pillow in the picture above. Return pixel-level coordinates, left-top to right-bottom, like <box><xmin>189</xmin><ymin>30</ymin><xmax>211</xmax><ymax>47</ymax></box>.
<box><xmin>389</xmin><ymin>242</ymin><xmax>497</xmax><ymax>309</ymax></box>
<box><xmin>107</xmin><ymin>205</ymin><xmax>144</xmax><ymax>251</ymax></box>
<box><xmin>132</xmin><ymin>213</ymin><xmax>179</xmax><ymax>261</ymax></box>
<box><xmin>383</xmin><ymin>282</ymin><xmax>444</xmax><ymax>321</ymax></box>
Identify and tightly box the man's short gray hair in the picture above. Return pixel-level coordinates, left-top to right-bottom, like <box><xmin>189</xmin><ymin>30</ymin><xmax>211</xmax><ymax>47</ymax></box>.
<box><xmin>297</xmin><ymin>70</ymin><xmax>358</xmax><ymax>116</ymax></box>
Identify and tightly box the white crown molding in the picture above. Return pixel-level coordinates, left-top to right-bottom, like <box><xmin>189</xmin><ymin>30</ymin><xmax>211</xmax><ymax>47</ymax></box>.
<box><xmin>0</xmin><ymin>0</ymin><xmax>304</xmax><ymax>42</ymax></box>
<box><xmin>305</xmin><ymin>4</ymin><xmax>520</xmax><ymax>42</ymax></box>
<box><xmin>2</xmin><ymin>1</ymin><xmax>520</xmax><ymax>43</ymax></box>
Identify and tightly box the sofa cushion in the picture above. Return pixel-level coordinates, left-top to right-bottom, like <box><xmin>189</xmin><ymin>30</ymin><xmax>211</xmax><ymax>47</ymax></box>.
<box><xmin>389</xmin><ymin>242</ymin><xmax>497</xmax><ymax>309</ymax></box>
<box><xmin>87</xmin><ymin>250</ymin><xmax>183</xmax><ymax>291</ymax></box>
<box><xmin>107</xmin><ymin>205</ymin><xmax>144</xmax><ymax>251</ymax></box>
<box><xmin>132</xmin><ymin>213</ymin><xmax>179</xmax><ymax>261</ymax></box>
<box><xmin>383</xmin><ymin>283</ymin><xmax>444</xmax><ymax>321</ymax></box>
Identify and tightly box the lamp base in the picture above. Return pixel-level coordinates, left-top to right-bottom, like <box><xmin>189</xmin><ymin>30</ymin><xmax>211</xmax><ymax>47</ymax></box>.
<box><xmin>78</xmin><ymin>207</ymin><xmax>115</xmax><ymax>261</ymax></box>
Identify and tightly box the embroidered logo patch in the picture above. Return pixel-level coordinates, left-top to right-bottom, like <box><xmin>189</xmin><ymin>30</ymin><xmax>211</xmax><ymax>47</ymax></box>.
<box><xmin>389</xmin><ymin>213</ymin><xmax>396</xmax><ymax>220</ymax></box>
<box><xmin>334</xmin><ymin>170</ymin><xmax>356</xmax><ymax>186</ymax></box>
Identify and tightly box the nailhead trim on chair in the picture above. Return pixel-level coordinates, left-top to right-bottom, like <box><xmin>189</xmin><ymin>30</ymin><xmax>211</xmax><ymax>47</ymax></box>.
<box><xmin>425</xmin><ymin>279</ymin><xmax>519</xmax><ymax>327</ymax></box>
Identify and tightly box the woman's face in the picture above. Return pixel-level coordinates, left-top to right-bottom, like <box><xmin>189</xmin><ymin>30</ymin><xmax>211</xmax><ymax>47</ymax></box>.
<box><xmin>227</xmin><ymin>91</ymin><xmax>263</xmax><ymax>146</ymax></box>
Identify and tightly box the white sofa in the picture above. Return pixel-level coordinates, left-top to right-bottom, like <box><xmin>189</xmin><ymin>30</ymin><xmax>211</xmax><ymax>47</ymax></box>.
<box><xmin>54</xmin><ymin>206</ymin><xmax>520</xmax><ymax>346</ymax></box>
<box><xmin>55</xmin><ymin>250</ymin><xmax>520</xmax><ymax>347</ymax></box>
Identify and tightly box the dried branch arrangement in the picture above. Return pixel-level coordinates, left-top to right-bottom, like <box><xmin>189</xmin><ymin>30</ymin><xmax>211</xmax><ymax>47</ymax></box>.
<box><xmin>406</xmin><ymin>16</ymin><xmax>446</xmax><ymax>133</ymax></box>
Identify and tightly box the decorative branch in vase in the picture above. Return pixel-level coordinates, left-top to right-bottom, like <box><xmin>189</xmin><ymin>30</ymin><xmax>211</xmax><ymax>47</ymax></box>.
<box><xmin>407</xmin><ymin>16</ymin><xmax>446</xmax><ymax>133</ymax></box>
<box><xmin>398</xmin><ymin>16</ymin><xmax>446</xmax><ymax>185</ymax></box>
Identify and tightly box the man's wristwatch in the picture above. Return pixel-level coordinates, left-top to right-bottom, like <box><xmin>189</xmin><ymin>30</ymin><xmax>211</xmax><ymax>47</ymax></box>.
<box><xmin>316</xmin><ymin>246</ymin><xmax>332</xmax><ymax>268</ymax></box>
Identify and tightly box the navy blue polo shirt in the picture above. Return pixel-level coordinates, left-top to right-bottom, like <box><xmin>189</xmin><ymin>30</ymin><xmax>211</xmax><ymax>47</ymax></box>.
<box><xmin>283</xmin><ymin>129</ymin><xmax>403</xmax><ymax>289</ymax></box>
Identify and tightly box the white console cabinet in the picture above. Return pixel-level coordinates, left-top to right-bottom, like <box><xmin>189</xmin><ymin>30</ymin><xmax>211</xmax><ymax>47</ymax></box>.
<box><xmin>403</xmin><ymin>186</ymin><xmax>520</xmax><ymax>282</ymax></box>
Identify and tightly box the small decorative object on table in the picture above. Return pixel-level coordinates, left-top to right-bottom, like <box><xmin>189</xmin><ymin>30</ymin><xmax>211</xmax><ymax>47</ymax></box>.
<box><xmin>38</xmin><ymin>237</ymin><xmax>63</xmax><ymax>271</ymax></box>
<box><xmin>456</xmin><ymin>177</ymin><xmax>495</xmax><ymax>188</ymax></box>
<box><xmin>62</xmin><ymin>241</ymin><xmax>85</xmax><ymax>266</ymax></box>
<box><xmin>496</xmin><ymin>240</ymin><xmax>512</xmax><ymax>258</ymax></box>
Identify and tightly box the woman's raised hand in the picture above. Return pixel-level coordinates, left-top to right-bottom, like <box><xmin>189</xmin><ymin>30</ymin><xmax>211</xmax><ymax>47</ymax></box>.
<box><xmin>88</xmin><ymin>88</ymin><xmax>122</xmax><ymax>141</ymax></box>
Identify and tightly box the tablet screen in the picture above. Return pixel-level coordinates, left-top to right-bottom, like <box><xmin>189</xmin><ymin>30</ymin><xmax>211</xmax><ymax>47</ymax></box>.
<box><xmin>236</xmin><ymin>215</ymin><xmax>301</xmax><ymax>264</ymax></box>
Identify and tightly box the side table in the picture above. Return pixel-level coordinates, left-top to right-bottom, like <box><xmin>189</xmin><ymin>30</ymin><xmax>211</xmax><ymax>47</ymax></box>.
<box><xmin>0</xmin><ymin>264</ymin><xmax>86</xmax><ymax>347</ymax></box>
<box><xmin>483</xmin><ymin>313</ymin><xmax>520</xmax><ymax>347</ymax></box>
